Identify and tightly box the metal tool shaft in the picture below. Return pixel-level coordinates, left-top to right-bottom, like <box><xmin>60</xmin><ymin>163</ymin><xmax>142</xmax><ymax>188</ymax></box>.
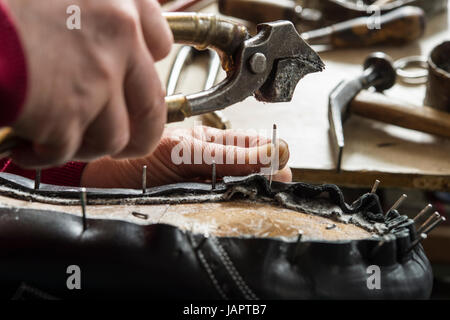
<box><xmin>302</xmin><ymin>6</ymin><xmax>425</xmax><ymax>48</ymax></box>
<box><xmin>164</xmin><ymin>12</ymin><xmax>249</xmax><ymax>72</ymax></box>
<box><xmin>167</xmin><ymin>46</ymin><xmax>230</xmax><ymax>129</ymax></box>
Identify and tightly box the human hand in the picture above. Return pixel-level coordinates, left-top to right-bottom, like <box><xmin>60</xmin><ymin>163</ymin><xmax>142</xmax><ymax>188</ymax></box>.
<box><xmin>81</xmin><ymin>126</ymin><xmax>292</xmax><ymax>188</ymax></box>
<box><xmin>4</xmin><ymin>0</ymin><xmax>173</xmax><ymax>167</ymax></box>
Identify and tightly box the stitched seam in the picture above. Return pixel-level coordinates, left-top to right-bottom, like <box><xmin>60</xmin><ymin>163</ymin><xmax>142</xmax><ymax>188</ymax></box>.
<box><xmin>191</xmin><ymin>236</ymin><xmax>228</xmax><ymax>300</ymax></box>
<box><xmin>211</xmin><ymin>237</ymin><xmax>258</xmax><ymax>300</ymax></box>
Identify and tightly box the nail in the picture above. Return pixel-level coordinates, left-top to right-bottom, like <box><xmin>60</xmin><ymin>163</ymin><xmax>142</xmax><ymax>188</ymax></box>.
<box><xmin>387</xmin><ymin>194</ymin><xmax>407</xmax><ymax>214</ymax></box>
<box><xmin>407</xmin><ymin>233</ymin><xmax>427</xmax><ymax>253</ymax></box>
<box><xmin>370</xmin><ymin>237</ymin><xmax>387</xmax><ymax>258</ymax></box>
<box><xmin>418</xmin><ymin>212</ymin><xmax>440</xmax><ymax>234</ymax></box>
<box><xmin>211</xmin><ymin>161</ymin><xmax>216</xmax><ymax>190</ymax></box>
<box><xmin>326</xmin><ymin>223</ymin><xmax>336</xmax><ymax>230</ymax></box>
<box><xmin>413</xmin><ymin>204</ymin><xmax>433</xmax><ymax>223</ymax></box>
<box><xmin>370</xmin><ymin>179</ymin><xmax>380</xmax><ymax>193</ymax></box>
<box><xmin>34</xmin><ymin>169</ymin><xmax>41</xmax><ymax>190</ymax></box>
<box><xmin>422</xmin><ymin>216</ymin><xmax>446</xmax><ymax>235</ymax></box>
<box><xmin>194</xmin><ymin>237</ymin><xmax>207</xmax><ymax>251</ymax></box>
<box><xmin>290</xmin><ymin>230</ymin><xmax>303</xmax><ymax>262</ymax></box>
<box><xmin>142</xmin><ymin>165</ymin><xmax>147</xmax><ymax>194</ymax></box>
<box><xmin>80</xmin><ymin>187</ymin><xmax>87</xmax><ymax>231</ymax></box>
<box><xmin>132</xmin><ymin>211</ymin><xmax>148</xmax><ymax>220</ymax></box>
<box><xmin>269</xmin><ymin>124</ymin><xmax>278</xmax><ymax>189</ymax></box>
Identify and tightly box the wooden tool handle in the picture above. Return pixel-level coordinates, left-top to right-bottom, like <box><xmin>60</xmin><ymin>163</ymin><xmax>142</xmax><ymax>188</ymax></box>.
<box><xmin>350</xmin><ymin>91</ymin><xmax>450</xmax><ymax>139</ymax></box>
<box><xmin>329</xmin><ymin>6</ymin><xmax>425</xmax><ymax>47</ymax></box>
<box><xmin>218</xmin><ymin>0</ymin><xmax>298</xmax><ymax>25</ymax></box>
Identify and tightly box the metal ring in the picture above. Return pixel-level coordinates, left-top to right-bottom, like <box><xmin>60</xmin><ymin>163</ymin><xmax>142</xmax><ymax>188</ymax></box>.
<box><xmin>394</xmin><ymin>56</ymin><xmax>428</xmax><ymax>85</ymax></box>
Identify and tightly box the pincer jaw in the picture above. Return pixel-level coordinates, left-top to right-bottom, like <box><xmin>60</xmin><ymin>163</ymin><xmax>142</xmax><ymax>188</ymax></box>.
<box><xmin>253</xmin><ymin>23</ymin><xmax>325</xmax><ymax>103</ymax></box>
<box><xmin>255</xmin><ymin>54</ymin><xmax>325</xmax><ymax>103</ymax></box>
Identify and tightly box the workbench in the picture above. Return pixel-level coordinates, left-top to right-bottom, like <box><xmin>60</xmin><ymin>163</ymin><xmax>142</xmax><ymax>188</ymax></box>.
<box><xmin>157</xmin><ymin>2</ymin><xmax>450</xmax><ymax>192</ymax></box>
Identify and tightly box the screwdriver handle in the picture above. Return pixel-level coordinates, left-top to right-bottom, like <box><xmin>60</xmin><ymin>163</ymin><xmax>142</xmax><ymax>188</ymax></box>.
<box><xmin>304</xmin><ymin>6</ymin><xmax>425</xmax><ymax>47</ymax></box>
<box><xmin>218</xmin><ymin>0</ymin><xmax>313</xmax><ymax>26</ymax></box>
<box><xmin>351</xmin><ymin>91</ymin><xmax>450</xmax><ymax>139</ymax></box>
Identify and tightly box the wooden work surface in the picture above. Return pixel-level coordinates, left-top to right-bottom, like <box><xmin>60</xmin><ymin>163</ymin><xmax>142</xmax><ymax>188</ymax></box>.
<box><xmin>156</xmin><ymin>3</ymin><xmax>450</xmax><ymax>191</ymax></box>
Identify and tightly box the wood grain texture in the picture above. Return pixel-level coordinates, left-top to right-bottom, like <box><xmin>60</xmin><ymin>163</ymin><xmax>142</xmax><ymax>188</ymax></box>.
<box><xmin>351</xmin><ymin>91</ymin><xmax>450</xmax><ymax>139</ymax></box>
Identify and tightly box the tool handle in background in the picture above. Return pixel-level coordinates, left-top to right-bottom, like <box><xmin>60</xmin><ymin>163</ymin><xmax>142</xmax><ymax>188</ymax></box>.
<box><xmin>218</xmin><ymin>0</ymin><xmax>320</xmax><ymax>27</ymax></box>
<box><xmin>219</xmin><ymin>0</ymin><xmax>298</xmax><ymax>24</ymax></box>
<box><xmin>350</xmin><ymin>91</ymin><xmax>450</xmax><ymax>139</ymax></box>
<box><xmin>303</xmin><ymin>6</ymin><xmax>425</xmax><ymax>47</ymax></box>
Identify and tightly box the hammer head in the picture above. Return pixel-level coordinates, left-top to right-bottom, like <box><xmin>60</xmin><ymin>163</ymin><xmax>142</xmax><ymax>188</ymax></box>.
<box><xmin>328</xmin><ymin>52</ymin><xmax>396</xmax><ymax>172</ymax></box>
<box><xmin>253</xmin><ymin>21</ymin><xmax>325</xmax><ymax>102</ymax></box>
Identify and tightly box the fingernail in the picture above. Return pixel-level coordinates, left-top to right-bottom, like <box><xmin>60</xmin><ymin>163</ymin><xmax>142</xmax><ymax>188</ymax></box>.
<box><xmin>278</xmin><ymin>139</ymin><xmax>290</xmax><ymax>169</ymax></box>
<box><xmin>260</xmin><ymin>141</ymin><xmax>288</xmax><ymax>166</ymax></box>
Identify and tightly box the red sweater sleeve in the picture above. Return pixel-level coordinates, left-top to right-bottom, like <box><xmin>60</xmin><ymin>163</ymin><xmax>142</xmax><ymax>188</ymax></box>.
<box><xmin>1</xmin><ymin>158</ymin><xmax>87</xmax><ymax>187</ymax></box>
<box><xmin>0</xmin><ymin>3</ymin><xmax>87</xmax><ymax>187</ymax></box>
<box><xmin>0</xmin><ymin>0</ymin><xmax>27</xmax><ymax>126</ymax></box>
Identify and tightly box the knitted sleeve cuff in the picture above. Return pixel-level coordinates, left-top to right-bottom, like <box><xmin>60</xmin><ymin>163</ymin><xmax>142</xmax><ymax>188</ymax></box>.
<box><xmin>0</xmin><ymin>0</ymin><xmax>27</xmax><ymax>126</ymax></box>
<box><xmin>1</xmin><ymin>159</ymin><xmax>88</xmax><ymax>187</ymax></box>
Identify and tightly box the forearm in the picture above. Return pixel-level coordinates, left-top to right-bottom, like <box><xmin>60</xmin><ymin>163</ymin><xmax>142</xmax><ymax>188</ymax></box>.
<box><xmin>0</xmin><ymin>0</ymin><xmax>27</xmax><ymax>126</ymax></box>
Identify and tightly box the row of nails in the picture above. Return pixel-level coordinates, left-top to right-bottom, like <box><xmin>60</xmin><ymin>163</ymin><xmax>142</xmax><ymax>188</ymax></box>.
<box><xmin>370</xmin><ymin>179</ymin><xmax>446</xmax><ymax>253</ymax></box>
<box><xmin>34</xmin><ymin>124</ymin><xmax>281</xmax><ymax>195</ymax></box>
<box><xmin>66</xmin><ymin>181</ymin><xmax>449</xmax><ymax>257</ymax></box>
<box><xmin>33</xmin><ymin>163</ymin><xmax>445</xmax><ymax>245</ymax></box>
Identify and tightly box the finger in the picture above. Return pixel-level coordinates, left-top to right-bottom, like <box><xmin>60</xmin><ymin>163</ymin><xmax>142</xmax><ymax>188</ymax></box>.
<box><xmin>209</xmin><ymin>140</ymin><xmax>290</xmax><ymax>177</ymax></box>
<box><xmin>137</xmin><ymin>0</ymin><xmax>173</xmax><ymax>61</ymax></box>
<box><xmin>75</xmin><ymin>93</ymin><xmax>130</xmax><ymax>161</ymax></box>
<box><xmin>114</xmin><ymin>47</ymin><xmax>166</xmax><ymax>159</ymax></box>
<box><xmin>172</xmin><ymin>138</ymin><xmax>290</xmax><ymax>179</ymax></box>
<box><xmin>11</xmin><ymin>119</ymin><xmax>83</xmax><ymax>168</ymax></box>
<box><xmin>191</xmin><ymin>126</ymin><xmax>271</xmax><ymax>147</ymax></box>
<box><xmin>273</xmin><ymin>167</ymin><xmax>292</xmax><ymax>183</ymax></box>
